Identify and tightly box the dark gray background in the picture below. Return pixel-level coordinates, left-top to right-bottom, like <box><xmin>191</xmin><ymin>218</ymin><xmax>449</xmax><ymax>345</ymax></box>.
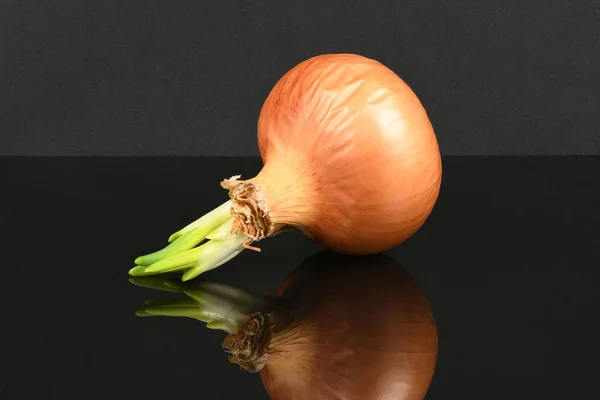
<box><xmin>1</xmin><ymin>0</ymin><xmax>598</xmax><ymax>156</ymax></box>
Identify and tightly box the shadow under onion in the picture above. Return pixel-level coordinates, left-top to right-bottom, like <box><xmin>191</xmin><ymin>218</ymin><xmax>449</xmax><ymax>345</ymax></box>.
<box><xmin>130</xmin><ymin>251</ymin><xmax>438</xmax><ymax>400</ymax></box>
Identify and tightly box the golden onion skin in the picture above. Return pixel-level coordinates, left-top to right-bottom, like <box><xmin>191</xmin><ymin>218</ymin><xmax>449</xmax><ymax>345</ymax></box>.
<box><xmin>252</xmin><ymin>54</ymin><xmax>442</xmax><ymax>254</ymax></box>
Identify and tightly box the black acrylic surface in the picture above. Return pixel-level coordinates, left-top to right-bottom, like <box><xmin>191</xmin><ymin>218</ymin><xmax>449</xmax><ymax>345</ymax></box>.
<box><xmin>0</xmin><ymin>156</ymin><xmax>599</xmax><ymax>399</ymax></box>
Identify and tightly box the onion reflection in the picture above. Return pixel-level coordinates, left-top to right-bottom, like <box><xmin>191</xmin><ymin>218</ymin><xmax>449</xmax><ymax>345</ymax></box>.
<box><xmin>131</xmin><ymin>251</ymin><xmax>438</xmax><ymax>400</ymax></box>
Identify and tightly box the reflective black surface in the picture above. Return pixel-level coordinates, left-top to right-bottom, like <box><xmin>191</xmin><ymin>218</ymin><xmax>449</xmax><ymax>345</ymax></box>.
<box><xmin>1</xmin><ymin>156</ymin><xmax>599</xmax><ymax>399</ymax></box>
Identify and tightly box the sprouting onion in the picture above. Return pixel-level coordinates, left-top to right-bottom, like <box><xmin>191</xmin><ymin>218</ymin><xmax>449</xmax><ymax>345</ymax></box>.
<box><xmin>130</xmin><ymin>53</ymin><xmax>442</xmax><ymax>280</ymax></box>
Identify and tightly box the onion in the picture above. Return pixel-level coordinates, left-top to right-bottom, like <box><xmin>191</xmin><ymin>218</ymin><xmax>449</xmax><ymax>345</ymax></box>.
<box><xmin>132</xmin><ymin>251</ymin><xmax>439</xmax><ymax>400</ymax></box>
<box><xmin>130</xmin><ymin>53</ymin><xmax>442</xmax><ymax>280</ymax></box>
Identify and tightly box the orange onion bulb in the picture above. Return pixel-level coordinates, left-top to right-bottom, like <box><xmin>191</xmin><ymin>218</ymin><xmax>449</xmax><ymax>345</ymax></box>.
<box><xmin>131</xmin><ymin>54</ymin><xmax>442</xmax><ymax>281</ymax></box>
<box><xmin>245</xmin><ymin>53</ymin><xmax>442</xmax><ymax>253</ymax></box>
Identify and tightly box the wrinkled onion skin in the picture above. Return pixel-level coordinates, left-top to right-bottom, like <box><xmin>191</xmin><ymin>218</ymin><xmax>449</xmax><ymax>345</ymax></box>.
<box><xmin>258</xmin><ymin>253</ymin><xmax>438</xmax><ymax>400</ymax></box>
<box><xmin>254</xmin><ymin>54</ymin><xmax>442</xmax><ymax>254</ymax></box>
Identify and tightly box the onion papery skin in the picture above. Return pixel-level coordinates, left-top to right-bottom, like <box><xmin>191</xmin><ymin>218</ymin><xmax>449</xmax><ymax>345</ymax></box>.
<box><xmin>240</xmin><ymin>53</ymin><xmax>442</xmax><ymax>254</ymax></box>
<box><xmin>223</xmin><ymin>252</ymin><xmax>439</xmax><ymax>400</ymax></box>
